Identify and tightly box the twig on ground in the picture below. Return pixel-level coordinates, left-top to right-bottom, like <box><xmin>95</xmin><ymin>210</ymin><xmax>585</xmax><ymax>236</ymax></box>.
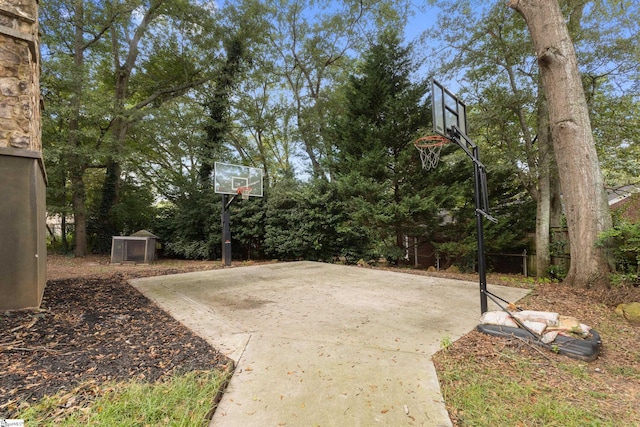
<box><xmin>1</xmin><ymin>344</ymin><xmax>62</xmax><ymax>354</ymax></box>
<box><xmin>9</xmin><ymin>316</ymin><xmax>40</xmax><ymax>333</ymax></box>
<box><xmin>510</xmin><ymin>334</ymin><xmax>554</xmax><ymax>362</ymax></box>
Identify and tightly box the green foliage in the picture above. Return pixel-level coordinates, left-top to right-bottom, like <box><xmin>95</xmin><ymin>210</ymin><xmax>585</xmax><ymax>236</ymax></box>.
<box><xmin>427</xmin><ymin>0</ymin><xmax>639</xmax><ymax>282</ymax></box>
<box><xmin>597</xmin><ymin>220</ymin><xmax>640</xmax><ymax>275</ymax></box>
<box><xmin>154</xmin><ymin>188</ymin><xmax>221</xmax><ymax>260</ymax></box>
<box><xmin>40</xmin><ymin>0</ymin><xmax>226</xmax><ymax>256</ymax></box>
<box><xmin>264</xmin><ymin>179</ymin><xmax>368</xmax><ymax>262</ymax></box>
<box><xmin>434</xmin><ymin>240</ymin><xmax>475</xmax><ymax>271</ymax></box>
<box><xmin>440</xmin><ymin>335</ymin><xmax>453</xmax><ymax>350</ymax></box>
<box><xmin>424</xmin><ymin>145</ymin><xmax>535</xmax><ymax>271</ymax></box>
<box><xmin>231</xmin><ymin>195</ymin><xmax>267</xmax><ymax>260</ymax></box>
<box><xmin>257</xmin><ymin>0</ymin><xmax>408</xmax><ymax>178</ymax></box>
<box><xmin>327</xmin><ymin>30</ymin><xmax>436</xmax><ymax>262</ymax></box>
<box><xmin>90</xmin><ymin>177</ymin><xmax>157</xmax><ymax>247</ymax></box>
<box><xmin>547</xmin><ymin>264</ymin><xmax>568</xmax><ymax>281</ymax></box>
<box><xmin>39</xmin><ymin>0</ymin><xmax>638</xmax><ymax>268</ymax></box>
<box><xmin>482</xmin><ymin>158</ymin><xmax>536</xmax><ymax>248</ymax></box>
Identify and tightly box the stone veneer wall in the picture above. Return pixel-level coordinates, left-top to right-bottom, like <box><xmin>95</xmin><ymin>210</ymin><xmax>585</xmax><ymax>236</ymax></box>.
<box><xmin>0</xmin><ymin>0</ymin><xmax>40</xmax><ymax>150</ymax></box>
<box><xmin>0</xmin><ymin>0</ymin><xmax>45</xmax><ymax>310</ymax></box>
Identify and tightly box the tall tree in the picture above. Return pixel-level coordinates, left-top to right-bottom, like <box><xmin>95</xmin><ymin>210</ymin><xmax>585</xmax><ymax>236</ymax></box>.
<box><xmin>329</xmin><ymin>30</ymin><xmax>433</xmax><ymax>260</ymax></box>
<box><xmin>200</xmin><ymin>34</ymin><xmax>251</xmax><ymax>185</ymax></box>
<box><xmin>41</xmin><ymin>0</ymin><xmax>121</xmax><ymax>256</ymax></box>
<box><xmin>425</xmin><ymin>1</ymin><xmax>562</xmax><ymax>278</ymax></box>
<box><xmin>509</xmin><ymin>0</ymin><xmax>612</xmax><ymax>288</ymax></box>
<box><xmin>262</xmin><ymin>0</ymin><xmax>410</xmax><ymax>179</ymax></box>
<box><xmin>93</xmin><ymin>0</ymin><xmax>221</xmax><ymax>252</ymax></box>
<box><xmin>425</xmin><ymin>0</ymin><xmax>639</xmax><ymax>278</ymax></box>
<box><xmin>129</xmin><ymin>96</ymin><xmax>227</xmax><ymax>260</ymax></box>
<box><xmin>41</xmin><ymin>0</ymin><xmax>221</xmax><ymax>255</ymax></box>
<box><xmin>570</xmin><ymin>1</ymin><xmax>640</xmax><ymax>187</ymax></box>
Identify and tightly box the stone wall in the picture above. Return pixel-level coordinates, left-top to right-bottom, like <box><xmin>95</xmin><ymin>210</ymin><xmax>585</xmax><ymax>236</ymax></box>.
<box><xmin>0</xmin><ymin>0</ymin><xmax>44</xmax><ymax>311</ymax></box>
<box><xmin>0</xmin><ymin>0</ymin><xmax>40</xmax><ymax>151</ymax></box>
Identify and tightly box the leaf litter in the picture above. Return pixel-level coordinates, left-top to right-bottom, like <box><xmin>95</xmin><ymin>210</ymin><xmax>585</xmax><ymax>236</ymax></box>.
<box><xmin>1</xmin><ymin>256</ymin><xmax>232</xmax><ymax>419</ymax></box>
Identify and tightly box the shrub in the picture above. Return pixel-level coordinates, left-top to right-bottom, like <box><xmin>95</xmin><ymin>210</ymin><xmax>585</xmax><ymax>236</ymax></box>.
<box><xmin>597</xmin><ymin>220</ymin><xmax>640</xmax><ymax>277</ymax></box>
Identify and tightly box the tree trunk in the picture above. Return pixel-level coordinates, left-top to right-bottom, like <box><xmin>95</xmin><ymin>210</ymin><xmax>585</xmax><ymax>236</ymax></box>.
<box><xmin>95</xmin><ymin>157</ymin><xmax>122</xmax><ymax>252</ymax></box>
<box><xmin>550</xmin><ymin>167</ymin><xmax>563</xmax><ymax>228</ymax></box>
<box><xmin>70</xmin><ymin>0</ymin><xmax>88</xmax><ymax>257</ymax></box>
<box><xmin>61</xmin><ymin>213</ymin><xmax>68</xmax><ymax>253</ymax></box>
<box><xmin>535</xmin><ymin>159</ymin><xmax>551</xmax><ymax>278</ymax></box>
<box><xmin>71</xmin><ymin>167</ymin><xmax>88</xmax><ymax>257</ymax></box>
<box><xmin>509</xmin><ymin>0</ymin><xmax>612</xmax><ymax>288</ymax></box>
<box><xmin>95</xmin><ymin>2</ymin><xmax>158</xmax><ymax>250</ymax></box>
<box><xmin>535</xmin><ymin>86</ymin><xmax>551</xmax><ymax>278</ymax></box>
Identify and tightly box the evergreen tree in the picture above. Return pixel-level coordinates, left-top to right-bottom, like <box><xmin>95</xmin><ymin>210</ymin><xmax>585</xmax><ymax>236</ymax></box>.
<box><xmin>329</xmin><ymin>30</ymin><xmax>433</xmax><ymax>262</ymax></box>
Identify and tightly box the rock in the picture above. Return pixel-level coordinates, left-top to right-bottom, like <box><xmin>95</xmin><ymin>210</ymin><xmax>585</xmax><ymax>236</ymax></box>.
<box><xmin>615</xmin><ymin>302</ymin><xmax>640</xmax><ymax>323</ymax></box>
<box><xmin>446</xmin><ymin>264</ymin><xmax>460</xmax><ymax>273</ymax></box>
<box><xmin>10</xmin><ymin>134</ymin><xmax>29</xmax><ymax>148</ymax></box>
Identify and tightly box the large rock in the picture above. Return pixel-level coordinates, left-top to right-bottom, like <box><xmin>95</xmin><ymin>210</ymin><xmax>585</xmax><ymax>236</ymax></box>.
<box><xmin>615</xmin><ymin>302</ymin><xmax>640</xmax><ymax>324</ymax></box>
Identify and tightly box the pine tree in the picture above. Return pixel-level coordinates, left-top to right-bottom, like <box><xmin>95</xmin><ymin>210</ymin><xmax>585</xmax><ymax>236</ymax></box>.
<box><xmin>329</xmin><ymin>30</ymin><xmax>433</xmax><ymax>261</ymax></box>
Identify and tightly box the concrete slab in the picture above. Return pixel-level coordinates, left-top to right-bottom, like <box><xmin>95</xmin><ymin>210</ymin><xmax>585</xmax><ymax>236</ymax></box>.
<box><xmin>131</xmin><ymin>261</ymin><xmax>529</xmax><ymax>426</ymax></box>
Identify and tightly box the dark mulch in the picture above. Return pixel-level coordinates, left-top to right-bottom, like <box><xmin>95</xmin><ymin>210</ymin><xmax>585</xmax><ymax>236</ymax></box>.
<box><xmin>0</xmin><ymin>268</ymin><xmax>231</xmax><ymax>418</ymax></box>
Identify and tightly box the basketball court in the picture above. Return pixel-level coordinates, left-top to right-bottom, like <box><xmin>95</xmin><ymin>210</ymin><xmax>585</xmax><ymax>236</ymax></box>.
<box><xmin>131</xmin><ymin>262</ymin><xmax>529</xmax><ymax>426</ymax></box>
<box><xmin>130</xmin><ymin>81</ymin><xmax>530</xmax><ymax>425</ymax></box>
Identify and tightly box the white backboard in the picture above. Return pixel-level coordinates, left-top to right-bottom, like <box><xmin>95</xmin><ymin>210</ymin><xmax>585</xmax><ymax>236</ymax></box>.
<box><xmin>214</xmin><ymin>162</ymin><xmax>263</xmax><ymax>197</ymax></box>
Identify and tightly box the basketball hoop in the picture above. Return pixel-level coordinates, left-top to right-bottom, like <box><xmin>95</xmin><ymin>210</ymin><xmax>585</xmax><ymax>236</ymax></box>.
<box><xmin>414</xmin><ymin>135</ymin><xmax>450</xmax><ymax>170</ymax></box>
<box><xmin>237</xmin><ymin>186</ymin><xmax>252</xmax><ymax>200</ymax></box>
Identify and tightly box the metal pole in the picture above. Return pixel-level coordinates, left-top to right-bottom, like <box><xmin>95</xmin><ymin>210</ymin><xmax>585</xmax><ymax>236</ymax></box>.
<box><xmin>222</xmin><ymin>194</ymin><xmax>232</xmax><ymax>266</ymax></box>
<box><xmin>472</xmin><ymin>146</ymin><xmax>489</xmax><ymax>314</ymax></box>
<box><xmin>449</xmin><ymin>126</ymin><xmax>494</xmax><ymax>315</ymax></box>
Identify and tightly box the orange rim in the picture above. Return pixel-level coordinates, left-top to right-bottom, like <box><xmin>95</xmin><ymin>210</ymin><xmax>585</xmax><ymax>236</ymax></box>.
<box><xmin>413</xmin><ymin>135</ymin><xmax>450</xmax><ymax>148</ymax></box>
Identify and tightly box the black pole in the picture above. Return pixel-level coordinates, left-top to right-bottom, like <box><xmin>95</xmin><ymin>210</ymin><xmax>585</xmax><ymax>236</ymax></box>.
<box><xmin>449</xmin><ymin>126</ymin><xmax>494</xmax><ymax>315</ymax></box>
<box><xmin>472</xmin><ymin>146</ymin><xmax>489</xmax><ymax>314</ymax></box>
<box><xmin>221</xmin><ymin>194</ymin><xmax>232</xmax><ymax>266</ymax></box>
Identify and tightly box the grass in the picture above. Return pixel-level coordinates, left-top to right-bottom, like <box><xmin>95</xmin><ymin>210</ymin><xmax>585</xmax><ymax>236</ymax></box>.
<box><xmin>440</xmin><ymin>335</ymin><xmax>453</xmax><ymax>350</ymax></box>
<box><xmin>436</xmin><ymin>354</ymin><xmax>625</xmax><ymax>426</ymax></box>
<box><xmin>432</xmin><ymin>273</ymin><xmax>640</xmax><ymax>427</ymax></box>
<box><xmin>18</xmin><ymin>369</ymin><xmax>231</xmax><ymax>426</ymax></box>
<box><xmin>610</xmin><ymin>366</ymin><xmax>640</xmax><ymax>379</ymax></box>
<box><xmin>435</xmin><ymin>326</ymin><xmax>640</xmax><ymax>427</ymax></box>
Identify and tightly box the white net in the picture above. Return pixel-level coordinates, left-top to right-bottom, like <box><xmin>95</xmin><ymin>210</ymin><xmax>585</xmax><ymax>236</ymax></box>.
<box><xmin>416</xmin><ymin>144</ymin><xmax>443</xmax><ymax>170</ymax></box>
<box><xmin>414</xmin><ymin>136</ymin><xmax>449</xmax><ymax>170</ymax></box>
<box><xmin>237</xmin><ymin>186</ymin><xmax>252</xmax><ymax>200</ymax></box>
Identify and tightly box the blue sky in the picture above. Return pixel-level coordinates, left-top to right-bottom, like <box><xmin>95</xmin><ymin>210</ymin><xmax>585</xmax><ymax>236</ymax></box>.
<box><xmin>404</xmin><ymin>3</ymin><xmax>441</xmax><ymax>43</ymax></box>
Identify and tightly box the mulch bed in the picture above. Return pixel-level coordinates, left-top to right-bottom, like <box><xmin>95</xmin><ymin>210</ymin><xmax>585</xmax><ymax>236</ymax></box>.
<box><xmin>0</xmin><ymin>270</ymin><xmax>231</xmax><ymax>418</ymax></box>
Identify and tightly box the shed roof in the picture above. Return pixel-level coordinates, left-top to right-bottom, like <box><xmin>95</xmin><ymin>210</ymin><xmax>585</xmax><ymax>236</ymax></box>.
<box><xmin>130</xmin><ymin>229</ymin><xmax>159</xmax><ymax>239</ymax></box>
<box><xmin>608</xmin><ymin>185</ymin><xmax>640</xmax><ymax>206</ymax></box>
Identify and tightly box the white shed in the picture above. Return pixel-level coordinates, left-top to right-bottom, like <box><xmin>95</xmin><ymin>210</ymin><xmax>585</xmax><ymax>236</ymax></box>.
<box><xmin>110</xmin><ymin>230</ymin><xmax>158</xmax><ymax>264</ymax></box>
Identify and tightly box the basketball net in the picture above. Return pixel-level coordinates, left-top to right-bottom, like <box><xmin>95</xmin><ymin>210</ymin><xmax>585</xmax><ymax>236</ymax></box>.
<box><xmin>237</xmin><ymin>186</ymin><xmax>252</xmax><ymax>200</ymax></box>
<box><xmin>414</xmin><ymin>135</ymin><xmax>450</xmax><ymax>170</ymax></box>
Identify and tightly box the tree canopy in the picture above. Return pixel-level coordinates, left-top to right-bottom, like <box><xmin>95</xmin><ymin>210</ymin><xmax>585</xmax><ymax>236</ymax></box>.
<box><xmin>41</xmin><ymin>0</ymin><xmax>639</xmax><ymax>283</ymax></box>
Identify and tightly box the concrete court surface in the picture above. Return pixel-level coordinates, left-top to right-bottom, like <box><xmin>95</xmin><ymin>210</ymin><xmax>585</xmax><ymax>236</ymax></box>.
<box><xmin>131</xmin><ymin>261</ymin><xmax>529</xmax><ymax>426</ymax></box>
